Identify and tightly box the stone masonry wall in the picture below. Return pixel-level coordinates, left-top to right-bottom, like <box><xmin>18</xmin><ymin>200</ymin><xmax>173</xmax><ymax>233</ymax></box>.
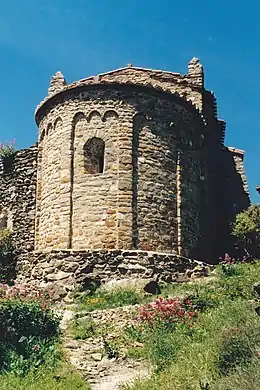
<box><xmin>16</xmin><ymin>249</ymin><xmax>212</xmax><ymax>294</ymax></box>
<box><xmin>212</xmin><ymin>147</ymin><xmax>250</xmax><ymax>256</ymax></box>
<box><xmin>134</xmin><ymin>116</ymin><xmax>178</xmax><ymax>252</ymax></box>
<box><xmin>72</xmin><ymin>110</ymin><xmax>120</xmax><ymax>250</ymax></box>
<box><xmin>35</xmin><ymin>117</ymin><xmax>71</xmax><ymax>249</ymax></box>
<box><xmin>180</xmin><ymin>150</ymin><xmax>202</xmax><ymax>258</ymax></box>
<box><xmin>35</xmin><ymin>85</ymin><xmax>205</xmax><ymax>256</ymax></box>
<box><xmin>36</xmin><ymin>87</ymin><xmax>138</xmax><ymax>250</ymax></box>
<box><xmin>0</xmin><ymin>146</ymin><xmax>37</xmax><ymax>251</ymax></box>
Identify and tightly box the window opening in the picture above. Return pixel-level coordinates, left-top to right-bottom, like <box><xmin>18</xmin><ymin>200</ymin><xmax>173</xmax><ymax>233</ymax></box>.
<box><xmin>83</xmin><ymin>137</ymin><xmax>105</xmax><ymax>174</ymax></box>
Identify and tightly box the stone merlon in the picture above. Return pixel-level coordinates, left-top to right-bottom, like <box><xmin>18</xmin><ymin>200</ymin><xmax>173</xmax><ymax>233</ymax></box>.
<box><xmin>48</xmin><ymin>71</ymin><xmax>67</xmax><ymax>96</ymax></box>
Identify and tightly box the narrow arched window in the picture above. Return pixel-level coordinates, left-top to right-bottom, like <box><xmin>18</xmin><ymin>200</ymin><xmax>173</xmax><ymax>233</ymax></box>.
<box><xmin>83</xmin><ymin>137</ymin><xmax>105</xmax><ymax>174</ymax></box>
<box><xmin>0</xmin><ymin>213</ymin><xmax>7</xmax><ymax>230</ymax></box>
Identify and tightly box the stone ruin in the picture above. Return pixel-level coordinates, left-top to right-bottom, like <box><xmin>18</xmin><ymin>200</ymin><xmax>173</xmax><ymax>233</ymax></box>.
<box><xmin>0</xmin><ymin>58</ymin><xmax>250</xmax><ymax>293</ymax></box>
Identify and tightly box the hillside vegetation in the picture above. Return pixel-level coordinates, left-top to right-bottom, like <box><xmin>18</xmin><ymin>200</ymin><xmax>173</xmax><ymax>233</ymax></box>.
<box><xmin>0</xmin><ymin>260</ymin><xmax>259</xmax><ymax>389</ymax></box>
<box><xmin>120</xmin><ymin>261</ymin><xmax>260</xmax><ymax>390</ymax></box>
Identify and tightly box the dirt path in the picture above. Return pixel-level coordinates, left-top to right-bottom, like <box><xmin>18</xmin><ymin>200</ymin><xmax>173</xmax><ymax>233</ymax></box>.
<box><xmin>61</xmin><ymin>306</ymin><xmax>150</xmax><ymax>390</ymax></box>
<box><xmin>91</xmin><ymin>362</ymin><xmax>149</xmax><ymax>390</ymax></box>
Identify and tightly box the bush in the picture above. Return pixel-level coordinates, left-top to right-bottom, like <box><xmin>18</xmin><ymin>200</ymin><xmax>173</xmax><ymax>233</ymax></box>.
<box><xmin>0</xmin><ymin>140</ymin><xmax>15</xmax><ymax>159</ymax></box>
<box><xmin>0</xmin><ymin>284</ymin><xmax>60</xmax><ymax>374</ymax></box>
<box><xmin>137</xmin><ymin>297</ymin><xmax>198</xmax><ymax>331</ymax></box>
<box><xmin>0</xmin><ymin>229</ymin><xmax>13</xmax><ymax>256</ymax></box>
<box><xmin>0</xmin><ymin>362</ymin><xmax>91</xmax><ymax>390</ymax></box>
<box><xmin>144</xmin><ymin>326</ymin><xmax>180</xmax><ymax>372</ymax></box>
<box><xmin>131</xmin><ymin>297</ymin><xmax>198</xmax><ymax>371</ymax></box>
<box><xmin>214</xmin><ymin>357</ymin><xmax>260</xmax><ymax>390</ymax></box>
<box><xmin>69</xmin><ymin>317</ymin><xmax>95</xmax><ymax>340</ymax></box>
<box><xmin>0</xmin><ymin>339</ymin><xmax>60</xmax><ymax>376</ymax></box>
<box><xmin>0</xmin><ymin>229</ymin><xmax>15</xmax><ymax>284</ymax></box>
<box><xmin>218</xmin><ymin>328</ymin><xmax>254</xmax><ymax>375</ymax></box>
<box><xmin>232</xmin><ymin>205</ymin><xmax>260</xmax><ymax>258</ymax></box>
<box><xmin>217</xmin><ymin>261</ymin><xmax>260</xmax><ymax>300</ymax></box>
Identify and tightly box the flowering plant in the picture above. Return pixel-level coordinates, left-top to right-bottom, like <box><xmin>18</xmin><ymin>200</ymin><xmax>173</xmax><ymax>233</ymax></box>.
<box><xmin>137</xmin><ymin>296</ymin><xmax>198</xmax><ymax>330</ymax></box>
<box><xmin>0</xmin><ymin>282</ymin><xmax>56</xmax><ymax>310</ymax></box>
<box><xmin>218</xmin><ymin>253</ymin><xmax>251</xmax><ymax>278</ymax></box>
<box><xmin>219</xmin><ymin>253</ymin><xmax>249</xmax><ymax>265</ymax></box>
<box><xmin>0</xmin><ymin>139</ymin><xmax>16</xmax><ymax>158</ymax></box>
<box><xmin>0</xmin><ymin>283</ymin><xmax>60</xmax><ymax>375</ymax></box>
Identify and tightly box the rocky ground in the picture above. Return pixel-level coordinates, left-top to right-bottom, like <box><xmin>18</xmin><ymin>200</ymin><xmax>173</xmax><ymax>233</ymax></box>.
<box><xmin>61</xmin><ymin>305</ymin><xmax>150</xmax><ymax>390</ymax></box>
<box><xmin>58</xmin><ymin>273</ymin><xmax>216</xmax><ymax>389</ymax></box>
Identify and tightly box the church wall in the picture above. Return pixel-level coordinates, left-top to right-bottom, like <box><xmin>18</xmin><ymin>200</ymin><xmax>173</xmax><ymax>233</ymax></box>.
<box><xmin>0</xmin><ymin>146</ymin><xmax>37</xmax><ymax>252</ymax></box>
<box><xmin>35</xmin><ymin>86</ymin><xmax>206</xmax><ymax>254</ymax></box>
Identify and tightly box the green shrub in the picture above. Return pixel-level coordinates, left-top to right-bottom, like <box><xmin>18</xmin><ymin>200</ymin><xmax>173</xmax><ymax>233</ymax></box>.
<box><xmin>69</xmin><ymin>317</ymin><xmax>95</xmax><ymax>340</ymax></box>
<box><xmin>125</xmin><ymin>324</ymin><xmax>145</xmax><ymax>343</ymax></box>
<box><xmin>0</xmin><ymin>229</ymin><xmax>15</xmax><ymax>283</ymax></box>
<box><xmin>218</xmin><ymin>328</ymin><xmax>254</xmax><ymax>375</ymax></box>
<box><xmin>143</xmin><ymin>326</ymin><xmax>181</xmax><ymax>372</ymax></box>
<box><xmin>0</xmin><ymin>228</ymin><xmax>13</xmax><ymax>256</ymax></box>
<box><xmin>0</xmin><ymin>361</ymin><xmax>90</xmax><ymax>390</ymax></box>
<box><xmin>214</xmin><ymin>357</ymin><xmax>260</xmax><ymax>390</ymax></box>
<box><xmin>129</xmin><ymin>297</ymin><xmax>198</xmax><ymax>372</ymax></box>
<box><xmin>232</xmin><ymin>205</ymin><xmax>260</xmax><ymax>258</ymax></box>
<box><xmin>0</xmin><ymin>140</ymin><xmax>15</xmax><ymax>159</ymax></box>
<box><xmin>217</xmin><ymin>262</ymin><xmax>260</xmax><ymax>300</ymax></box>
<box><xmin>0</xmin><ymin>284</ymin><xmax>60</xmax><ymax>374</ymax></box>
<box><xmin>0</xmin><ymin>339</ymin><xmax>60</xmax><ymax>376</ymax></box>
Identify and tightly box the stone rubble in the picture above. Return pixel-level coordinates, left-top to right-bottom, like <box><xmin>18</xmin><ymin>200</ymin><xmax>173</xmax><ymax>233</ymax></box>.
<box><xmin>62</xmin><ymin>304</ymin><xmax>149</xmax><ymax>390</ymax></box>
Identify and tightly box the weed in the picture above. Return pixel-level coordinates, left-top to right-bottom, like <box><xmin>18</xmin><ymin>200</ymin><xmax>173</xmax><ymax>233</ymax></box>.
<box><xmin>69</xmin><ymin>317</ymin><xmax>95</xmax><ymax>340</ymax></box>
<box><xmin>77</xmin><ymin>287</ymin><xmax>144</xmax><ymax>311</ymax></box>
<box><xmin>103</xmin><ymin>339</ymin><xmax>119</xmax><ymax>359</ymax></box>
<box><xmin>0</xmin><ymin>140</ymin><xmax>16</xmax><ymax>159</ymax></box>
<box><xmin>0</xmin><ymin>361</ymin><xmax>90</xmax><ymax>389</ymax></box>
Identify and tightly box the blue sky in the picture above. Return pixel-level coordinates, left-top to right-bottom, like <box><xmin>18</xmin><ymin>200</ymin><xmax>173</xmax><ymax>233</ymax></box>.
<box><xmin>0</xmin><ymin>1</ymin><xmax>259</xmax><ymax>202</ymax></box>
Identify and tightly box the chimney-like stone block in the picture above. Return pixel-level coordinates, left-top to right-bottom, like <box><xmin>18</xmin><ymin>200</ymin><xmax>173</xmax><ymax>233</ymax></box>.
<box><xmin>188</xmin><ymin>57</ymin><xmax>204</xmax><ymax>87</ymax></box>
<box><xmin>48</xmin><ymin>71</ymin><xmax>66</xmax><ymax>95</ymax></box>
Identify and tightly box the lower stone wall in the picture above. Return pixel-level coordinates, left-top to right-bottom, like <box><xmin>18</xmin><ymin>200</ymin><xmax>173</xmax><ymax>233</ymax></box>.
<box><xmin>15</xmin><ymin>249</ymin><xmax>212</xmax><ymax>295</ymax></box>
<box><xmin>0</xmin><ymin>145</ymin><xmax>38</xmax><ymax>252</ymax></box>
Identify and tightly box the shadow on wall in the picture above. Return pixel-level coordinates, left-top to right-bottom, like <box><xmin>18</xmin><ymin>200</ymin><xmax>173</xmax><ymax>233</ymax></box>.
<box><xmin>213</xmin><ymin>148</ymin><xmax>250</xmax><ymax>259</ymax></box>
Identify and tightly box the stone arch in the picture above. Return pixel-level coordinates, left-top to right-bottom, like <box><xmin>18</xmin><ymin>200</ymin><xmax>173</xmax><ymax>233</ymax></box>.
<box><xmin>0</xmin><ymin>212</ymin><xmax>7</xmax><ymax>230</ymax></box>
<box><xmin>102</xmin><ymin>110</ymin><xmax>119</xmax><ymax>122</ymax></box>
<box><xmin>39</xmin><ymin>129</ymin><xmax>45</xmax><ymax>142</ymax></box>
<box><xmin>73</xmin><ymin>111</ymin><xmax>86</xmax><ymax>125</ymax></box>
<box><xmin>0</xmin><ymin>209</ymin><xmax>13</xmax><ymax>231</ymax></box>
<box><xmin>46</xmin><ymin>123</ymin><xmax>52</xmax><ymax>136</ymax></box>
<box><xmin>83</xmin><ymin>137</ymin><xmax>105</xmax><ymax>174</ymax></box>
<box><xmin>87</xmin><ymin>110</ymin><xmax>102</xmax><ymax>122</ymax></box>
<box><xmin>53</xmin><ymin>117</ymin><xmax>63</xmax><ymax>133</ymax></box>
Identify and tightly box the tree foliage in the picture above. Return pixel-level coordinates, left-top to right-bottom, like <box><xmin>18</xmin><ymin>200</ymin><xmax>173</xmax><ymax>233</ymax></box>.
<box><xmin>232</xmin><ymin>205</ymin><xmax>260</xmax><ymax>257</ymax></box>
